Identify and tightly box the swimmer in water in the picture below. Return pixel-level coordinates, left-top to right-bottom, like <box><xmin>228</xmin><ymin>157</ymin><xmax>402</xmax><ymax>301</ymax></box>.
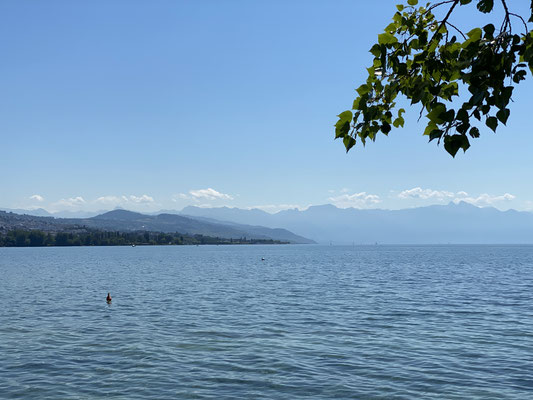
<box><xmin>106</xmin><ymin>293</ymin><xmax>112</xmax><ymax>303</ymax></box>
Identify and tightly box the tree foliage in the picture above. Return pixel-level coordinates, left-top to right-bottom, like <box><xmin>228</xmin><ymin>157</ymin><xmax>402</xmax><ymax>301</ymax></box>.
<box><xmin>335</xmin><ymin>0</ymin><xmax>533</xmax><ymax>157</ymax></box>
<box><xmin>0</xmin><ymin>229</ymin><xmax>285</xmax><ymax>247</ymax></box>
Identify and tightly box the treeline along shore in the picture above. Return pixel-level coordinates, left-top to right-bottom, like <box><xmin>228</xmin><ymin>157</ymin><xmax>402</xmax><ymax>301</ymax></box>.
<box><xmin>0</xmin><ymin>229</ymin><xmax>288</xmax><ymax>247</ymax></box>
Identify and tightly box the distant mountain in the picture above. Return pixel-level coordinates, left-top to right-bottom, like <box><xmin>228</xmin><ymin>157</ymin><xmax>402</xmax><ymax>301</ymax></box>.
<box><xmin>0</xmin><ymin>210</ymin><xmax>80</xmax><ymax>234</ymax></box>
<box><xmin>51</xmin><ymin>210</ymin><xmax>102</xmax><ymax>218</ymax></box>
<box><xmin>6</xmin><ymin>203</ymin><xmax>532</xmax><ymax>244</ymax></box>
<box><xmin>84</xmin><ymin>210</ymin><xmax>312</xmax><ymax>243</ymax></box>
<box><xmin>0</xmin><ymin>209</ymin><xmax>313</xmax><ymax>244</ymax></box>
<box><xmin>0</xmin><ymin>208</ymin><xmax>54</xmax><ymax>217</ymax></box>
<box><xmin>0</xmin><ymin>208</ymin><xmax>101</xmax><ymax>218</ymax></box>
<box><xmin>181</xmin><ymin>203</ymin><xmax>533</xmax><ymax>244</ymax></box>
<box><xmin>180</xmin><ymin>213</ymin><xmax>312</xmax><ymax>244</ymax></box>
<box><xmin>182</xmin><ymin>206</ymin><xmax>274</xmax><ymax>226</ymax></box>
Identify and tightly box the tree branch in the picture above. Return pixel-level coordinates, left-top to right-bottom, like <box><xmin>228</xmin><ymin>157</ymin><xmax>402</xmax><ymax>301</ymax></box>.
<box><xmin>500</xmin><ymin>0</ymin><xmax>511</xmax><ymax>34</ymax></box>
<box><xmin>509</xmin><ymin>12</ymin><xmax>529</xmax><ymax>35</ymax></box>
<box><xmin>430</xmin><ymin>0</ymin><xmax>460</xmax><ymax>44</ymax></box>
<box><xmin>445</xmin><ymin>21</ymin><xmax>467</xmax><ymax>40</ymax></box>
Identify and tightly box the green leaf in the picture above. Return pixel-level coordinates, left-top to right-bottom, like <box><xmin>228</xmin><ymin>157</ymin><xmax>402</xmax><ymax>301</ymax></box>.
<box><xmin>496</xmin><ymin>109</ymin><xmax>510</xmax><ymax>125</ymax></box>
<box><xmin>424</xmin><ymin>122</ymin><xmax>437</xmax><ymax>136</ymax></box>
<box><xmin>476</xmin><ymin>0</ymin><xmax>494</xmax><ymax>13</ymax></box>
<box><xmin>426</xmin><ymin>103</ymin><xmax>447</xmax><ymax>124</ymax></box>
<box><xmin>378</xmin><ymin>32</ymin><xmax>398</xmax><ymax>45</ymax></box>
<box><xmin>444</xmin><ymin>134</ymin><xmax>470</xmax><ymax>157</ymax></box>
<box><xmin>469</xmin><ymin>126</ymin><xmax>480</xmax><ymax>138</ymax></box>
<box><xmin>456</xmin><ymin>108</ymin><xmax>469</xmax><ymax>123</ymax></box>
<box><xmin>442</xmin><ymin>109</ymin><xmax>455</xmax><ymax>123</ymax></box>
<box><xmin>343</xmin><ymin>136</ymin><xmax>356</xmax><ymax>152</ymax></box>
<box><xmin>467</xmin><ymin>27</ymin><xmax>482</xmax><ymax>41</ymax></box>
<box><xmin>513</xmin><ymin>70</ymin><xmax>527</xmax><ymax>83</ymax></box>
<box><xmin>393</xmin><ymin>117</ymin><xmax>405</xmax><ymax>128</ymax></box>
<box><xmin>471</xmin><ymin>90</ymin><xmax>485</xmax><ymax>105</ymax></box>
<box><xmin>483</xmin><ymin>24</ymin><xmax>495</xmax><ymax>39</ymax></box>
<box><xmin>457</xmin><ymin>123</ymin><xmax>470</xmax><ymax>134</ymax></box>
<box><xmin>385</xmin><ymin>22</ymin><xmax>399</xmax><ymax>33</ymax></box>
<box><xmin>369</xmin><ymin>44</ymin><xmax>381</xmax><ymax>57</ymax></box>
<box><xmin>356</xmin><ymin>84</ymin><xmax>371</xmax><ymax>96</ymax></box>
<box><xmin>337</xmin><ymin>110</ymin><xmax>352</xmax><ymax>122</ymax></box>
<box><xmin>486</xmin><ymin>116</ymin><xmax>498</xmax><ymax>132</ymax></box>
<box><xmin>407</xmin><ymin>0</ymin><xmax>418</xmax><ymax>5</ymax></box>
<box><xmin>429</xmin><ymin>129</ymin><xmax>443</xmax><ymax>142</ymax></box>
<box><xmin>335</xmin><ymin>111</ymin><xmax>353</xmax><ymax>139</ymax></box>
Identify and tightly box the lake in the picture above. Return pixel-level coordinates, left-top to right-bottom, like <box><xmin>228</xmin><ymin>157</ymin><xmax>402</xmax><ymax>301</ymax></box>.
<box><xmin>1</xmin><ymin>244</ymin><xmax>532</xmax><ymax>399</ymax></box>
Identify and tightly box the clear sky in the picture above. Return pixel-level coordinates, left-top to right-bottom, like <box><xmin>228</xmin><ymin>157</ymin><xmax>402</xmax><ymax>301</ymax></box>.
<box><xmin>1</xmin><ymin>0</ymin><xmax>532</xmax><ymax>214</ymax></box>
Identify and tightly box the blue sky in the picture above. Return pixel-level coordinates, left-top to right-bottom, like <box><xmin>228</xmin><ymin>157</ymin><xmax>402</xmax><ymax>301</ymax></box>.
<box><xmin>1</xmin><ymin>0</ymin><xmax>532</xmax><ymax>213</ymax></box>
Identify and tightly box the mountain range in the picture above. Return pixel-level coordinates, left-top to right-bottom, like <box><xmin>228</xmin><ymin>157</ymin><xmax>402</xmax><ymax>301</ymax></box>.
<box><xmin>181</xmin><ymin>203</ymin><xmax>533</xmax><ymax>244</ymax></box>
<box><xmin>0</xmin><ymin>208</ymin><xmax>101</xmax><ymax>218</ymax></box>
<box><xmin>3</xmin><ymin>202</ymin><xmax>533</xmax><ymax>244</ymax></box>
<box><xmin>0</xmin><ymin>209</ymin><xmax>313</xmax><ymax>244</ymax></box>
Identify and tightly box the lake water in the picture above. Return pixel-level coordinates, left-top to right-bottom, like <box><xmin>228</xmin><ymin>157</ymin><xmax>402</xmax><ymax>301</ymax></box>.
<box><xmin>1</xmin><ymin>244</ymin><xmax>532</xmax><ymax>399</ymax></box>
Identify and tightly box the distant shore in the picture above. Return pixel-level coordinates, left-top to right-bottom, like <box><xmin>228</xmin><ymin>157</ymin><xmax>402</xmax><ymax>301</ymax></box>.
<box><xmin>0</xmin><ymin>229</ymin><xmax>288</xmax><ymax>247</ymax></box>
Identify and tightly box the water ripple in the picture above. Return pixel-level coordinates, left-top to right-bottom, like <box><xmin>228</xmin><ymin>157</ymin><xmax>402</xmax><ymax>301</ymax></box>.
<box><xmin>1</xmin><ymin>245</ymin><xmax>532</xmax><ymax>399</ymax></box>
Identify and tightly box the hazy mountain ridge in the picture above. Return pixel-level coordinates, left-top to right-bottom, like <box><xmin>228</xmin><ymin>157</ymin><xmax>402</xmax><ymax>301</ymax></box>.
<box><xmin>4</xmin><ymin>203</ymin><xmax>533</xmax><ymax>244</ymax></box>
<box><xmin>0</xmin><ymin>211</ymin><xmax>84</xmax><ymax>234</ymax></box>
<box><xmin>181</xmin><ymin>203</ymin><xmax>533</xmax><ymax>244</ymax></box>
<box><xmin>0</xmin><ymin>209</ymin><xmax>313</xmax><ymax>244</ymax></box>
<box><xmin>0</xmin><ymin>208</ymin><xmax>101</xmax><ymax>218</ymax></box>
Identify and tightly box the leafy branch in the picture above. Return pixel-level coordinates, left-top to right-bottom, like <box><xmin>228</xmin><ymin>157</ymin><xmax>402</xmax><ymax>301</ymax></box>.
<box><xmin>335</xmin><ymin>0</ymin><xmax>533</xmax><ymax>157</ymax></box>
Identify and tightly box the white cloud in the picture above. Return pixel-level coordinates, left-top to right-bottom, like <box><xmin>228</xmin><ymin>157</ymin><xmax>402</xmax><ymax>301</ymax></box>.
<box><xmin>174</xmin><ymin>188</ymin><xmax>233</xmax><ymax>202</ymax></box>
<box><xmin>95</xmin><ymin>194</ymin><xmax>154</xmax><ymax>206</ymax></box>
<box><xmin>456</xmin><ymin>193</ymin><xmax>516</xmax><ymax>207</ymax></box>
<box><xmin>29</xmin><ymin>194</ymin><xmax>44</xmax><ymax>202</ymax></box>
<box><xmin>190</xmin><ymin>188</ymin><xmax>233</xmax><ymax>200</ymax></box>
<box><xmin>397</xmin><ymin>187</ymin><xmax>516</xmax><ymax>208</ymax></box>
<box><xmin>328</xmin><ymin>192</ymin><xmax>381</xmax><ymax>208</ymax></box>
<box><xmin>128</xmin><ymin>195</ymin><xmax>154</xmax><ymax>203</ymax></box>
<box><xmin>95</xmin><ymin>195</ymin><xmax>127</xmax><ymax>205</ymax></box>
<box><xmin>248</xmin><ymin>204</ymin><xmax>304</xmax><ymax>213</ymax></box>
<box><xmin>172</xmin><ymin>194</ymin><xmax>189</xmax><ymax>201</ymax></box>
<box><xmin>398</xmin><ymin>187</ymin><xmax>455</xmax><ymax>200</ymax></box>
<box><xmin>53</xmin><ymin>196</ymin><xmax>86</xmax><ymax>209</ymax></box>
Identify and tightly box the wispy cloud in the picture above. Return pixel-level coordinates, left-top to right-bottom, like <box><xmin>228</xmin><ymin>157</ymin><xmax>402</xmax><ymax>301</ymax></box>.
<box><xmin>397</xmin><ymin>187</ymin><xmax>516</xmax><ymax>208</ymax></box>
<box><xmin>94</xmin><ymin>194</ymin><xmax>155</xmax><ymax>206</ymax></box>
<box><xmin>248</xmin><ymin>204</ymin><xmax>304</xmax><ymax>213</ymax></box>
<box><xmin>398</xmin><ymin>187</ymin><xmax>454</xmax><ymax>200</ymax></box>
<box><xmin>456</xmin><ymin>193</ymin><xmax>515</xmax><ymax>207</ymax></box>
<box><xmin>52</xmin><ymin>196</ymin><xmax>86</xmax><ymax>210</ymax></box>
<box><xmin>173</xmin><ymin>188</ymin><xmax>233</xmax><ymax>202</ymax></box>
<box><xmin>29</xmin><ymin>194</ymin><xmax>44</xmax><ymax>202</ymax></box>
<box><xmin>328</xmin><ymin>192</ymin><xmax>381</xmax><ymax>208</ymax></box>
<box><xmin>94</xmin><ymin>195</ymin><xmax>127</xmax><ymax>205</ymax></box>
<box><xmin>128</xmin><ymin>194</ymin><xmax>154</xmax><ymax>203</ymax></box>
